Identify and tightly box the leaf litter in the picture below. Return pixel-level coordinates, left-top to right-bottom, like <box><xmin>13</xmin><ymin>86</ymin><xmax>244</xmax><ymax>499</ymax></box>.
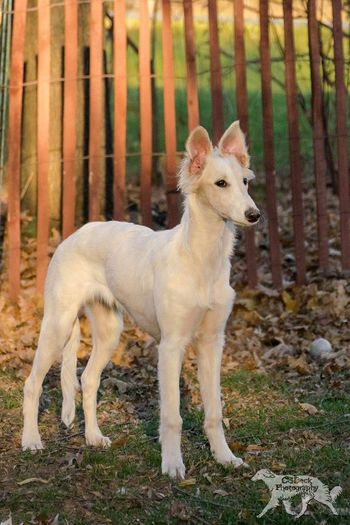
<box><xmin>0</xmin><ymin>187</ymin><xmax>350</xmax><ymax>523</ymax></box>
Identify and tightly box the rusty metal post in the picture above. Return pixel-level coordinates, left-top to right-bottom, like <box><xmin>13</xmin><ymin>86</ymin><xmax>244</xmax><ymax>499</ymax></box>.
<box><xmin>139</xmin><ymin>0</ymin><xmax>153</xmax><ymax>226</ymax></box>
<box><xmin>161</xmin><ymin>0</ymin><xmax>179</xmax><ymax>227</ymax></box>
<box><xmin>208</xmin><ymin>0</ymin><xmax>224</xmax><ymax>143</ymax></box>
<box><xmin>62</xmin><ymin>0</ymin><xmax>78</xmax><ymax>239</ymax></box>
<box><xmin>89</xmin><ymin>0</ymin><xmax>103</xmax><ymax>221</ymax></box>
<box><xmin>36</xmin><ymin>0</ymin><xmax>51</xmax><ymax>293</ymax></box>
<box><xmin>7</xmin><ymin>0</ymin><xmax>27</xmax><ymax>298</ymax></box>
<box><xmin>259</xmin><ymin>0</ymin><xmax>283</xmax><ymax>289</ymax></box>
<box><xmin>234</xmin><ymin>0</ymin><xmax>258</xmax><ymax>288</ymax></box>
<box><xmin>283</xmin><ymin>0</ymin><xmax>306</xmax><ymax>284</ymax></box>
<box><xmin>113</xmin><ymin>0</ymin><xmax>127</xmax><ymax>221</ymax></box>
<box><xmin>332</xmin><ymin>0</ymin><xmax>350</xmax><ymax>271</ymax></box>
<box><xmin>307</xmin><ymin>0</ymin><xmax>329</xmax><ymax>270</ymax></box>
<box><xmin>183</xmin><ymin>0</ymin><xmax>199</xmax><ymax>131</ymax></box>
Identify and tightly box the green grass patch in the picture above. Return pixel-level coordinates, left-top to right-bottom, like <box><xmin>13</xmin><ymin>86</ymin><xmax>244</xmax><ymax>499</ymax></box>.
<box><xmin>1</xmin><ymin>367</ymin><xmax>349</xmax><ymax>524</ymax></box>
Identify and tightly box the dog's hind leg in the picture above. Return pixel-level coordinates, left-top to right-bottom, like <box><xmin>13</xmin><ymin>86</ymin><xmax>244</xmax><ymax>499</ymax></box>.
<box><xmin>81</xmin><ymin>302</ymin><xmax>123</xmax><ymax>447</ymax></box>
<box><xmin>22</xmin><ymin>309</ymin><xmax>78</xmax><ymax>450</ymax></box>
<box><xmin>61</xmin><ymin>317</ymin><xmax>81</xmax><ymax>427</ymax></box>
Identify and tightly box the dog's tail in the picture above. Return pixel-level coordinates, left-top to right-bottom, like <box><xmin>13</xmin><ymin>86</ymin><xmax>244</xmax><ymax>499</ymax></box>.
<box><xmin>330</xmin><ymin>486</ymin><xmax>342</xmax><ymax>502</ymax></box>
<box><xmin>61</xmin><ymin>317</ymin><xmax>81</xmax><ymax>427</ymax></box>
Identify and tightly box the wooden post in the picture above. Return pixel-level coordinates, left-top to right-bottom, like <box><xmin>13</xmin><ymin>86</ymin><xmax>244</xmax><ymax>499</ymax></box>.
<box><xmin>208</xmin><ymin>0</ymin><xmax>224</xmax><ymax>143</ymax></box>
<box><xmin>113</xmin><ymin>0</ymin><xmax>127</xmax><ymax>221</ymax></box>
<box><xmin>139</xmin><ymin>0</ymin><xmax>152</xmax><ymax>226</ymax></box>
<box><xmin>183</xmin><ymin>0</ymin><xmax>199</xmax><ymax>131</ymax></box>
<box><xmin>332</xmin><ymin>0</ymin><xmax>350</xmax><ymax>271</ymax></box>
<box><xmin>7</xmin><ymin>0</ymin><xmax>27</xmax><ymax>298</ymax></box>
<box><xmin>62</xmin><ymin>0</ymin><xmax>78</xmax><ymax>239</ymax></box>
<box><xmin>283</xmin><ymin>0</ymin><xmax>306</xmax><ymax>284</ymax></box>
<box><xmin>36</xmin><ymin>0</ymin><xmax>51</xmax><ymax>293</ymax></box>
<box><xmin>307</xmin><ymin>0</ymin><xmax>329</xmax><ymax>269</ymax></box>
<box><xmin>89</xmin><ymin>0</ymin><xmax>103</xmax><ymax>221</ymax></box>
<box><xmin>259</xmin><ymin>0</ymin><xmax>283</xmax><ymax>289</ymax></box>
<box><xmin>161</xmin><ymin>0</ymin><xmax>179</xmax><ymax>227</ymax></box>
<box><xmin>234</xmin><ymin>0</ymin><xmax>258</xmax><ymax>288</ymax></box>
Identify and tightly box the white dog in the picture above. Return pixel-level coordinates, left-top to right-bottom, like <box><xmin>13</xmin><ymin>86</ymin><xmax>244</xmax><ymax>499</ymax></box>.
<box><xmin>22</xmin><ymin>121</ymin><xmax>260</xmax><ymax>478</ymax></box>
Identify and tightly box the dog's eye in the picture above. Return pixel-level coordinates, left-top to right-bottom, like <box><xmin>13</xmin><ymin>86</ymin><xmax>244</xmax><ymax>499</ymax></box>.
<box><xmin>243</xmin><ymin>178</ymin><xmax>248</xmax><ymax>186</ymax></box>
<box><xmin>215</xmin><ymin>179</ymin><xmax>227</xmax><ymax>188</ymax></box>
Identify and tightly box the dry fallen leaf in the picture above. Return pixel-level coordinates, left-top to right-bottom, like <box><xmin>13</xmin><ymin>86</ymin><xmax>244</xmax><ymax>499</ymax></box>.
<box><xmin>282</xmin><ymin>290</ymin><xmax>299</xmax><ymax>312</ymax></box>
<box><xmin>271</xmin><ymin>461</ymin><xmax>286</xmax><ymax>471</ymax></box>
<box><xmin>223</xmin><ymin>418</ymin><xmax>230</xmax><ymax>429</ymax></box>
<box><xmin>287</xmin><ymin>354</ymin><xmax>311</xmax><ymax>375</ymax></box>
<box><xmin>178</xmin><ymin>478</ymin><xmax>196</xmax><ymax>487</ymax></box>
<box><xmin>229</xmin><ymin>440</ymin><xmax>247</xmax><ymax>453</ymax></box>
<box><xmin>299</xmin><ymin>402</ymin><xmax>318</xmax><ymax>415</ymax></box>
<box><xmin>246</xmin><ymin>443</ymin><xmax>264</xmax><ymax>452</ymax></box>
<box><xmin>213</xmin><ymin>489</ymin><xmax>230</xmax><ymax>497</ymax></box>
<box><xmin>111</xmin><ymin>435</ymin><xmax>128</xmax><ymax>447</ymax></box>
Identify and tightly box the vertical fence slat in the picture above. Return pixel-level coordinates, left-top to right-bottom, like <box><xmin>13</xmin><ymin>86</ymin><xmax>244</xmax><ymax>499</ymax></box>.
<box><xmin>0</xmin><ymin>0</ymin><xmax>12</xmax><ymax>174</ymax></box>
<box><xmin>234</xmin><ymin>0</ymin><xmax>258</xmax><ymax>288</ymax></box>
<box><xmin>161</xmin><ymin>0</ymin><xmax>179</xmax><ymax>227</ymax></box>
<box><xmin>332</xmin><ymin>0</ymin><xmax>350</xmax><ymax>271</ymax></box>
<box><xmin>89</xmin><ymin>0</ymin><xmax>103</xmax><ymax>221</ymax></box>
<box><xmin>36</xmin><ymin>0</ymin><xmax>51</xmax><ymax>293</ymax></box>
<box><xmin>7</xmin><ymin>0</ymin><xmax>27</xmax><ymax>298</ymax></box>
<box><xmin>259</xmin><ymin>0</ymin><xmax>283</xmax><ymax>289</ymax></box>
<box><xmin>139</xmin><ymin>0</ymin><xmax>152</xmax><ymax>226</ymax></box>
<box><xmin>283</xmin><ymin>0</ymin><xmax>306</xmax><ymax>284</ymax></box>
<box><xmin>114</xmin><ymin>0</ymin><xmax>127</xmax><ymax>221</ymax></box>
<box><xmin>62</xmin><ymin>0</ymin><xmax>78</xmax><ymax>239</ymax></box>
<box><xmin>183</xmin><ymin>0</ymin><xmax>199</xmax><ymax>131</ymax></box>
<box><xmin>208</xmin><ymin>0</ymin><xmax>223</xmax><ymax>143</ymax></box>
<box><xmin>307</xmin><ymin>0</ymin><xmax>329</xmax><ymax>270</ymax></box>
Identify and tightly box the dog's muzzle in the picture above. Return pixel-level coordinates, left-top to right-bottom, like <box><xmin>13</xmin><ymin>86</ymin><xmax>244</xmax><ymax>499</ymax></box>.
<box><xmin>244</xmin><ymin>208</ymin><xmax>261</xmax><ymax>224</ymax></box>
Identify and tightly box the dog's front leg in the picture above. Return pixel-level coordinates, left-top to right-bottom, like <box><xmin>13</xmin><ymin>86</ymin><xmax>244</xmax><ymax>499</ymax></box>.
<box><xmin>158</xmin><ymin>338</ymin><xmax>186</xmax><ymax>479</ymax></box>
<box><xmin>196</xmin><ymin>301</ymin><xmax>243</xmax><ymax>468</ymax></box>
<box><xmin>197</xmin><ymin>333</ymin><xmax>242</xmax><ymax>467</ymax></box>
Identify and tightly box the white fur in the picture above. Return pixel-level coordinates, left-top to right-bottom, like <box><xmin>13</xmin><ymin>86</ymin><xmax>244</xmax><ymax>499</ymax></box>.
<box><xmin>22</xmin><ymin>122</ymin><xmax>259</xmax><ymax>478</ymax></box>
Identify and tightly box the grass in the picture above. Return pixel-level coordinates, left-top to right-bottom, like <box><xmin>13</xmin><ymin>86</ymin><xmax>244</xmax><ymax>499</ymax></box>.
<box><xmin>1</xmin><ymin>365</ymin><xmax>350</xmax><ymax>524</ymax></box>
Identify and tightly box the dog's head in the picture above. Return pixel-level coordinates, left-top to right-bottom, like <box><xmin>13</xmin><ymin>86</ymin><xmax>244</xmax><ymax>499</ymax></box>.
<box><xmin>252</xmin><ymin>469</ymin><xmax>276</xmax><ymax>482</ymax></box>
<box><xmin>179</xmin><ymin>122</ymin><xmax>260</xmax><ymax>227</ymax></box>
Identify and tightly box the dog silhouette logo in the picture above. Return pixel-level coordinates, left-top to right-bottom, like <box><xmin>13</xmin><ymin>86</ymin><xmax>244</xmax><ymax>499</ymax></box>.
<box><xmin>252</xmin><ymin>469</ymin><xmax>342</xmax><ymax>518</ymax></box>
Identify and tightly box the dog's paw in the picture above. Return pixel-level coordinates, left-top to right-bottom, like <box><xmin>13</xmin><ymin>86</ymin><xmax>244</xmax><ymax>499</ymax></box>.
<box><xmin>22</xmin><ymin>433</ymin><xmax>44</xmax><ymax>451</ymax></box>
<box><xmin>61</xmin><ymin>403</ymin><xmax>75</xmax><ymax>428</ymax></box>
<box><xmin>162</xmin><ymin>457</ymin><xmax>186</xmax><ymax>479</ymax></box>
<box><xmin>86</xmin><ymin>431</ymin><xmax>111</xmax><ymax>448</ymax></box>
<box><xmin>214</xmin><ymin>450</ymin><xmax>245</xmax><ymax>468</ymax></box>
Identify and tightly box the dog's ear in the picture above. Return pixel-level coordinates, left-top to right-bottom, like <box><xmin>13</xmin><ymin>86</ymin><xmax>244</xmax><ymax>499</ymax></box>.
<box><xmin>186</xmin><ymin>126</ymin><xmax>213</xmax><ymax>175</ymax></box>
<box><xmin>219</xmin><ymin>121</ymin><xmax>249</xmax><ymax>168</ymax></box>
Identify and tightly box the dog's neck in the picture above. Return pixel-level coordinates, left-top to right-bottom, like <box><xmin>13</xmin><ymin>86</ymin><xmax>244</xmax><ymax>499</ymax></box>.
<box><xmin>179</xmin><ymin>192</ymin><xmax>234</xmax><ymax>264</ymax></box>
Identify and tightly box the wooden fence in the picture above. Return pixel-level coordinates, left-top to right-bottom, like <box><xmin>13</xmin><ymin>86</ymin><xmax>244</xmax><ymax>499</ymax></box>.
<box><xmin>2</xmin><ymin>0</ymin><xmax>350</xmax><ymax>297</ymax></box>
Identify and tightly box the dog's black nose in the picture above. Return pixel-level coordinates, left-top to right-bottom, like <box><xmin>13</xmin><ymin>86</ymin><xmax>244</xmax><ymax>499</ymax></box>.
<box><xmin>245</xmin><ymin>208</ymin><xmax>261</xmax><ymax>223</ymax></box>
